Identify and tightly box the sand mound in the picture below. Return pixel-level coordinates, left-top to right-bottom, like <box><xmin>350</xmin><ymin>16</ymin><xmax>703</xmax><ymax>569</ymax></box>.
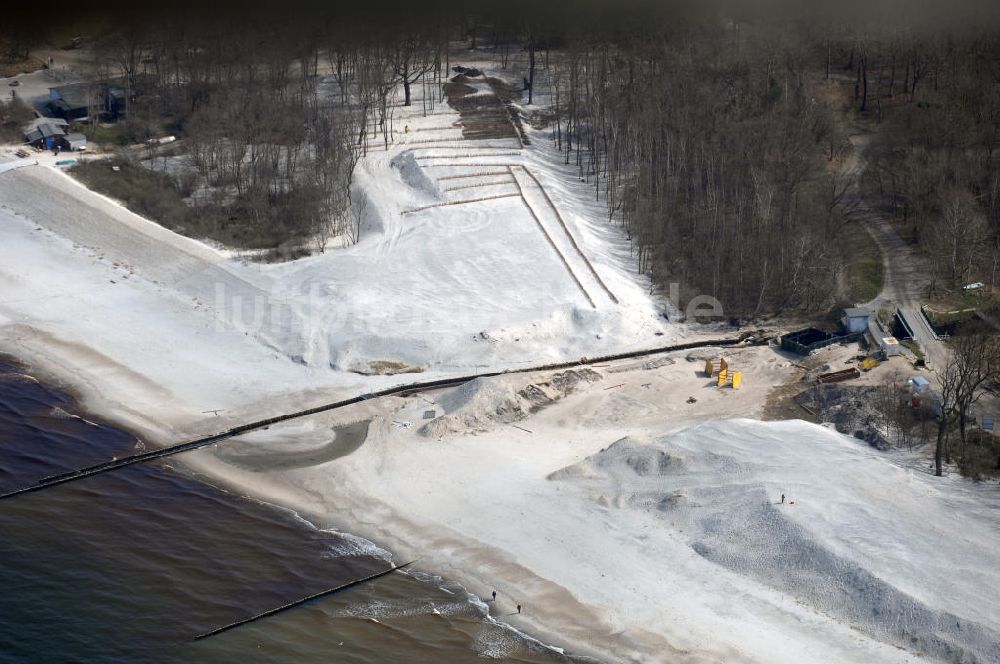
<box><xmin>421</xmin><ymin>369</ymin><xmax>601</xmax><ymax>438</ymax></box>
<box><xmin>692</xmin><ymin>485</ymin><xmax>999</xmax><ymax>663</ymax></box>
<box><xmin>547</xmin><ymin>420</ymin><xmax>1000</xmax><ymax>662</ymax></box>
<box><xmin>548</xmin><ymin>436</ymin><xmax>687</xmax><ymax>480</ymax></box>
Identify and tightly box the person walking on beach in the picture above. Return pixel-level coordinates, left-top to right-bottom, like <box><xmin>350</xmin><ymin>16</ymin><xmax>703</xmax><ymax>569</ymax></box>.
<box><xmin>517</xmin><ymin>604</ymin><xmax>521</xmax><ymax>614</ymax></box>
<box><xmin>492</xmin><ymin>590</ymin><xmax>496</xmax><ymax>601</ymax></box>
<box><xmin>781</xmin><ymin>493</ymin><xmax>785</xmax><ymax>504</ymax></box>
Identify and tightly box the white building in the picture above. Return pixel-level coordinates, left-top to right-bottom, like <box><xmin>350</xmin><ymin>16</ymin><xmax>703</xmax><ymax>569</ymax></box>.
<box><xmin>879</xmin><ymin>336</ymin><xmax>902</xmax><ymax>357</ymax></box>
<box><xmin>842</xmin><ymin>307</ymin><xmax>871</xmax><ymax>334</ymax></box>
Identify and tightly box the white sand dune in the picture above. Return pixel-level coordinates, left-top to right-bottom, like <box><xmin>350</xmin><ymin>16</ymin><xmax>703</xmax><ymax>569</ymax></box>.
<box><xmin>552</xmin><ymin>420</ymin><xmax>1000</xmax><ymax>662</ymax></box>
<box><xmin>0</xmin><ymin>97</ymin><xmax>671</xmax><ymax>441</ymax></box>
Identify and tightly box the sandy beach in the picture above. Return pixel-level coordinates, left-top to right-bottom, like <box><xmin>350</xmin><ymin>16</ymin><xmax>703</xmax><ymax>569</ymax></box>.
<box><xmin>166</xmin><ymin>344</ymin><xmax>1000</xmax><ymax>663</ymax></box>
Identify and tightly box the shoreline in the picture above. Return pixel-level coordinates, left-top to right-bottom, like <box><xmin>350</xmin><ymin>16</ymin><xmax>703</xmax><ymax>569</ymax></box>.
<box><xmin>0</xmin><ymin>336</ymin><xmax>701</xmax><ymax>662</ymax></box>
<box><xmin>0</xmin><ymin>350</ymin><xmax>594</xmax><ymax>662</ymax></box>
<box><xmin>178</xmin><ymin>447</ymin><xmax>591</xmax><ymax>662</ymax></box>
<box><xmin>0</xmin><ymin>92</ymin><xmax>686</xmax><ymax>663</ymax></box>
<box><xmin>6</xmin><ymin>334</ymin><xmax>1000</xmax><ymax>663</ymax></box>
<box><xmin>0</xmin><ymin>338</ymin><xmax>799</xmax><ymax>662</ymax></box>
<box><xmin>176</xmin><ymin>452</ymin><xmax>608</xmax><ymax>662</ymax></box>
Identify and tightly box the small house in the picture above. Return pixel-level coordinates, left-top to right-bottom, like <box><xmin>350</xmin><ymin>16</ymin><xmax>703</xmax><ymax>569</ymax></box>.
<box><xmin>48</xmin><ymin>82</ymin><xmax>128</xmax><ymax>121</ymax></box>
<box><xmin>48</xmin><ymin>83</ymin><xmax>93</xmax><ymax>120</ymax></box>
<box><xmin>842</xmin><ymin>307</ymin><xmax>871</xmax><ymax>334</ymax></box>
<box><xmin>908</xmin><ymin>376</ymin><xmax>931</xmax><ymax>393</ymax></box>
<box><xmin>23</xmin><ymin>118</ymin><xmax>68</xmax><ymax>149</ymax></box>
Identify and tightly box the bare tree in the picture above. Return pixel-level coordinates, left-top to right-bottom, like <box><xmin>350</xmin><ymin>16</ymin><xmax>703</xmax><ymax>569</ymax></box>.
<box><xmin>933</xmin><ymin>332</ymin><xmax>1000</xmax><ymax>476</ymax></box>
<box><xmin>953</xmin><ymin>333</ymin><xmax>1000</xmax><ymax>446</ymax></box>
<box><xmin>934</xmin><ymin>358</ymin><xmax>963</xmax><ymax>477</ymax></box>
<box><xmin>930</xmin><ymin>190</ymin><xmax>989</xmax><ymax>288</ymax></box>
<box><xmin>347</xmin><ymin>194</ymin><xmax>368</xmax><ymax>246</ymax></box>
<box><xmin>99</xmin><ymin>23</ymin><xmax>145</xmax><ymax>140</ymax></box>
<box><xmin>390</xmin><ymin>35</ymin><xmax>435</xmax><ymax>107</ymax></box>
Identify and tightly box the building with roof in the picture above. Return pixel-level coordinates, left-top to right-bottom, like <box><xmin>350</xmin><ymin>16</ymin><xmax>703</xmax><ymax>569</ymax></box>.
<box><xmin>21</xmin><ymin>118</ymin><xmax>86</xmax><ymax>151</ymax></box>
<box><xmin>63</xmin><ymin>133</ymin><xmax>87</xmax><ymax>151</ymax></box>
<box><xmin>842</xmin><ymin>307</ymin><xmax>871</xmax><ymax>334</ymax></box>
<box><xmin>879</xmin><ymin>335</ymin><xmax>902</xmax><ymax>357</ymax></box>
<box><xmin>23</xmin><ymin>118</ymin><xmax>68</xmax><ymax>149</ymax></box>
<box><xmin>47</xmin><ymin>81</ymin><xmax>127</xmax><ymax>121</ymax></box>
<box><xmin>48</xmin><ymin>83</ymin><xmax>94</xmax><ymax>120</ymax></box>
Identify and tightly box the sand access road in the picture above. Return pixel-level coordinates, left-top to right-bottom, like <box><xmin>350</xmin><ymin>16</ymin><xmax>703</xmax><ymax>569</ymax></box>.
<box><xmin>841</xmin><ymin>129</ymin><xmax>948</xmax><ymax>372</ymax></box>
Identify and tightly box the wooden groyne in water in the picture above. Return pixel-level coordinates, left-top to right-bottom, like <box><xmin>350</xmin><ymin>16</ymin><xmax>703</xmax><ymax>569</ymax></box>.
<box><xmin>0</xmin><ymin>333</ymin><xmax>763</xmax><ymax>502</ymax></box>
<box><xmin>193</xmin><ymin>561</ymin><xmax>415</xmax><ymax>641</ymax></box>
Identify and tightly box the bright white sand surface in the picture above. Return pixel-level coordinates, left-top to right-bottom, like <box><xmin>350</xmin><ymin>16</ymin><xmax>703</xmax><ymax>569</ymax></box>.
<box><xmin>3</xmin><ymin>81</ymin><xmax>998</xmax><ymax>664</ymax></box>
<box><xmin>176</xmin><ymin>350</ymin><xmax>1000</xmax><ymax>663</ymax></box>
<box><xmin>0</xmin><ymin>97</ymin><xmax>671</xmax><ymax>441</ymax></box>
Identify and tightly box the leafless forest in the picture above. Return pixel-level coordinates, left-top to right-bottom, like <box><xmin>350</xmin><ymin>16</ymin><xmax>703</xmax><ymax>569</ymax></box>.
<box><xmin>3</xmin><ymin>1</ymin><xmax>999</xmax><ymax>313</ymax></box>
<box><xmin>75</xmin><ymin>19</ymin><xmax>452</xmax><ymax>254</ymax></box>
<box><xmin>533</xmin><ymin>10</ymin><xmax>1000</xmax><ymax>318</ymax></box>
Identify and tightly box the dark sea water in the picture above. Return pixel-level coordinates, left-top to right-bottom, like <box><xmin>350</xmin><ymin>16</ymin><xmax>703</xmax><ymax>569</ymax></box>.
<box><xmin>0</xmin><ymin>360</ymin><xmax>579</xmax><ymax>663</ymax></box>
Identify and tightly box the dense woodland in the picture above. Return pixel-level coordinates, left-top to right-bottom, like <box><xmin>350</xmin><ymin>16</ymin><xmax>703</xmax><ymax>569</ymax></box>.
<box><xmin>521</xmin><ymin>15</ymin><xmax>1000</xmax><ymax>318</ymax></box>
<box><xmin>3</xmin><ymin>2</ymin><xmax>1000</xmax><ymax>307</ymax></box>
<box><xmin>540</xmin><ymin>23</ymin><xmax>848</xmax><ymax>318</ymax></box>
<box><xmin>858</xmin><ymin>32</ymin><xmax>1000</xmax><ymax>290</ymax></box>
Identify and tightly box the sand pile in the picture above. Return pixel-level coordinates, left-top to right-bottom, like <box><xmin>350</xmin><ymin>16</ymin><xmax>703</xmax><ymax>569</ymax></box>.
<box><xmin>420</xmin><ymin>368</ymin><xmax>601</xmax><ymax>437</ymax></box>
<box><xmin>548</xmin><ymin>419</ymin><xmax>1000</xmax><ymax>663</ymax></box>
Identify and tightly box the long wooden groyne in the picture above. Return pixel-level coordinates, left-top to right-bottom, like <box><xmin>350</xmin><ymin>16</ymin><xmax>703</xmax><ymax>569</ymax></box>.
<box><xmin>193</xmin><ymin>561</ymin><xmax>415</xmax><ymax>641</ymax></box>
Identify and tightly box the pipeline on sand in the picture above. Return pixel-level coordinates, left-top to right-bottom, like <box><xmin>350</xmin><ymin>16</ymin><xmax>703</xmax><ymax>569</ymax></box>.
<box><xmin>0</xmin><ymin>334</ymin><xmax>761</xmax><ymax>503</ymax></box>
